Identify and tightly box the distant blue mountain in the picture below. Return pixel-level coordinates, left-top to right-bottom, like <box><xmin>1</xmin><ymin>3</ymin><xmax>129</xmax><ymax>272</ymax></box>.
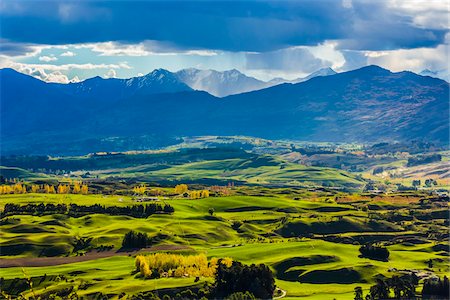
<box><xmin>58</xmin><ymin>69</ymin><xmax>192</xmax><ymax>101</ymax></box>
<box><xmin>1</xmin><ymin>65</ymin><xmax>448</xmax><ymax>155</ymax></box>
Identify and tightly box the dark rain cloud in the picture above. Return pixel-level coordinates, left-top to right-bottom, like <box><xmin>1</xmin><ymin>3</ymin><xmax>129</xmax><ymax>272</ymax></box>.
<box><xmin>0</xmin><ymin>0</ymin><xmax>447</xmax><ymax>55</ymax></box>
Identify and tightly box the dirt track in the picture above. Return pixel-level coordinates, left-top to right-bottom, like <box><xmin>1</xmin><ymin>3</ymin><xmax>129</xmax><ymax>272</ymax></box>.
<box><xmin>0</xmin><ymin>245</ymin><xmax>191</xmax><ymax>268</ymax></box>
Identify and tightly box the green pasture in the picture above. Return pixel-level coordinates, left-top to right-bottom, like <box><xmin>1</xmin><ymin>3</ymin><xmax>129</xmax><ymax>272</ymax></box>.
<box><xmin>1</xmin><ymin>192</ymin><xmax>448</xmax><ymax>298</ymax></box>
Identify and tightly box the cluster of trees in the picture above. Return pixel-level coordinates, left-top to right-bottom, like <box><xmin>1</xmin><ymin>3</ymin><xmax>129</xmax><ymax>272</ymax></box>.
<box><xmin>422</xmin><ymin>276</ymin><xmax>449</xmax><ymax>299</ymax></box>
<box><xmin>412</xmin><ymin>179</ymin><xmax>438</xmax><ymax>188</ymax></box>
<box><xmin>359</xmin><ymin>244</ymin><xmax>390</xmax><ymax>261</ymax></box>
<box><xmin>211</xmin><ymin>260</ymin><xmax>275</xmax><ymax>299</ymax></box>
<box><xmin>173</xmin><ymin>184</ymin><xmax>210</xmax><ymax>199</ymax></box>
<box><xmin>0</xmin><ymin>183</ymin><xmax>88</xmax><ymax>195</ymax></box>
<box><xmin>135</xmin><ymin>253</ymin><xmax>233</xmax><ymax>279</ymax></box>
<box><xmin>122</xmin><ymin>231</ymin><xmax>153</xmax><ymax>249</ymax></box>
<box><xmin>210</xmin><ymin>185</ymin><xmax>232</xmax><ymax>196</ymax></box>
<box><xmin>69</xmin><ymin>203</ymin><xmax>174</xmax><ymax>218</ymax></box>
<box><xmin>407</xmin><ymin>154</ymin><xmax>442</xmax><ymax>167</ymax></box>
<box><xmin>1</xmin><ymin>203</ymin><xmax>174</xmax><ymax>218</ymax></box>
<box><xmin>354</xmin><ymin>274</ymin><xmax>418</xmax><ymax>299</ymax></box>
<box><xmin>190</xmin><ymin>190</ymin><xmax>210</xmax><ymax>199</ymax></box>
<box><xmin>133</xmin><ymin>184</ymin><xmax>147</xmax><ymax>195</ymax></box>
<box><xmin>0</xmin><ymin>183</ymin><xmax>28</xmax><ymax>194</ymax></box>
<box><xmin>2</xmin><ymin>203</ymin><xmax>68</xmax><ymax>217</ymax></box>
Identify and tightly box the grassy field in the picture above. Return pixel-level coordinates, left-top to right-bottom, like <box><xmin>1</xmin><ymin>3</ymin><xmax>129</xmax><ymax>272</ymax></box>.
<box><xmin>1</xmin><ymin>190</ymin><xmax>448</xmax><ymax>299</ymax></box>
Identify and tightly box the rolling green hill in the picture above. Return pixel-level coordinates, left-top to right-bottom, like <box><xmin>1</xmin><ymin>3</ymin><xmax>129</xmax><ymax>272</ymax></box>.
<box><xmin>2</xmin><ymin>148</ymin><xmax>364</xmax><ymax>189</ymax></box>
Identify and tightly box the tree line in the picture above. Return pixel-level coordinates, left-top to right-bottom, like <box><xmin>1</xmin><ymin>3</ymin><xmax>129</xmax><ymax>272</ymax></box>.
<box><xmin>135</xmin><ymin>253</ymin><xmax>233</xmax><ymax>279</ymax></box>
<box><xmin>354</xmin><ymin>274</ymin><xmax>418</xmax><ymax>300</ymax></box>
<box><xmin>422</xmin><ymin>276</ymin><xmax>449</xmax><ymax>299</ymax></box>
<box><xmin>0</xmin><ymin>183</ymin><xmax>88</xmax><ymax>195</ymax></box>
<box><xmin>354</xmin><ymin>274</ymin><xmax>449</xmax><ymax>299</ymax></box>
<box><xmin>1</xmin><ymin>203</ymin><xmax>174</xmax><ymax>218</ymax></box>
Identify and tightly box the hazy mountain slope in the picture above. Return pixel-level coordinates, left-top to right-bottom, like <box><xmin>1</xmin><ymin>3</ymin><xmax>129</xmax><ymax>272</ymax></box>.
<box><xmin>176</xmin><ymin>68</ymin><xmax>268</xmax><ymax>97</ymax></box>
<box><xmin>419</xmin><ymin>69</ymin><xmax>450</xmax><ymax>83</ymax></box>
<box><xmin>292</xmin><ymin>67</ymin><xmax>337</xmax><ymax>83</ymax></box>
<box><xmin>268</xmin><ymin>67</ymin><xmax>337</xmax><ymax>85</ymax></box>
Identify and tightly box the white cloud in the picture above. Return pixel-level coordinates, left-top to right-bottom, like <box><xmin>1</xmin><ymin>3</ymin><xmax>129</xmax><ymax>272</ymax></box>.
<box><xmin>38</xmin><ymin>55</ymin><xmax>57</xmax><ymax>62</ymax></box>
<box><xmin>301</xmin><ymin>41</ymin><xmax>346</xmax><ymax>70</ymax></box>
<box><xmin>245</xmin><ymin>42</ymin><xmax>345</xmax><ymax>80</ymax></box>
<box><xmin>73</xmin><ymin>41</ymin><xmax>219</xmax><ymax>57</ymax></box>
<box><xmin>10</xmin><ymin>65</ymin><xmax>79</xmax><ymax>83</ymax></box>
<box><xmin>45</xmin><ymin>70</ymin><xmax>71</xmax><ymax>83</ymax></box>
<box><xmin>79</xmin><ymin>42</ymin><xmax>151</xmax><ymax>56</ymax></box>
<box><xmin>70</xmin><ymin>76</ymin><xmax>80</xmax><ymax>83</ymax></box>
<box><xmin>342</xmin><ymin>0</ymin><xmax>352</xmax><ymax>9</ymax></box>
<box><xmin>0</xmin><ymin>40</ymin><xmax>69</xmax><ymax>58</ymax></box>
<box><xmin>1</xmin><ymin>60</ymin><xmax>131</xmax><ymax>83</ymax></box>
<box><xmin>60</xmin><ymin>51</ymin><xmax>75</xmax><ymax>57</ymax></box>
<box><xmin>364</xmin><ymin>44</ymin><xmax>449</xmax><ymax>73</ymax></box>
<box><xmin>387</xmin><ymin>0</ymin><xmax>450</xmax><ymax>30</ymax></box>
<box><xmin>5</xmin><ymin>61</ymin><xmax>131</xmax><ymax>72</ymax></box>
<box><xmin>104</xmin><ymin>69</ymin><xmax>117</xmax><ymax>78</ymax></box>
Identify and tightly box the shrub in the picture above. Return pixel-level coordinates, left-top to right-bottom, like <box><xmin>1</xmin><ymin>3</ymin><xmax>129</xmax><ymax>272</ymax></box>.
<box><xmin>231</xmin><ymin>221</ymin><xmax>243</xmax><ymax>230</ymax></box>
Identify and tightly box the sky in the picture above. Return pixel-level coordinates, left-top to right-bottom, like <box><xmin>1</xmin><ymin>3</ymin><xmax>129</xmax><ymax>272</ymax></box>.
<box><xmin>0</xmin><ymin>0</ymin><xmax>448</xmax><ymax>83</ymax></box>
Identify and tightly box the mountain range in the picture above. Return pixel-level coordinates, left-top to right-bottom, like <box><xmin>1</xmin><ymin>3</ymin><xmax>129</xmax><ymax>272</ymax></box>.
<box><xmin>1</xmin><ymin>65</ymin><xmax>448</xmax><ymax>155</ymax></box>
<box><xmin>174</xmin><ymin>67</ymin><xmax>337</xmax><ymax>97</ymax></box>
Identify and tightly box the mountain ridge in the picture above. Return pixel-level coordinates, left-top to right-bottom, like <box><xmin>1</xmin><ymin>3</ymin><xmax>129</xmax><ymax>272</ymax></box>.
<box><xmin>1</xmin><ymin>65</ymin><xmax>448</xmax><ymax>155</ymax></box>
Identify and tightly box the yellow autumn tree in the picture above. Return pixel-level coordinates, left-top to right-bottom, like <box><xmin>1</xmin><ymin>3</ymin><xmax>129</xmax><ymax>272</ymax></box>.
<box><xmin>140</xmin><ymin>260</ymin><xmax>152</xmax><ymax>278</ymax></box>
<box><xmin>13</xmin><ymin>183</ymin><xmax>26</xmax><ymax>194</ymax></box>
<box><xmin>174</xmin><ymin>184</ymin><xmax>188</xmax><ymax>194</ymax></box>
<box><xmin>72</xmin><ymin>183</ymin><xmax>81</xmax><ymax>194</ymax></box>
<box><xmin>221</xmin><ymin>257</ymin><xmax>233</xmax><ymax>267</ymax></box>
<box><xmin>135</xmin><ymin>255</ymin><xmax>145</xmax><ymax>271</ymax></box>
<box><xmin>80</xmin><ymin>185</ymin><xmax>89</xmax><ymax>194</ymax></box>
<box><xmin>45</xmin><ymin>185</ymin><xmax>56</xmax><ymax>194</ymax></box>
<box><xmin>0</xmin><ymin>185</ymin><xmax>13</xmax><ymax>194</ymax></box>
<box><xmin>31</xmin><ymin>185</ymin><xmax>40</xmax><ymax>193</ymax></box>
<box><xmin>189</xmin><ymin>191</ymin><xmax>200</xmax><ymax>199</ymax></box>
<box><xmin>133</xmin><ymin>184</ymin><xmax>146</xmax><ymax>195</ymax></box>
<box><xmin>57</xmin><ymin>184</ymin><xmax>71</xmax><ymax>194</ymax></box>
